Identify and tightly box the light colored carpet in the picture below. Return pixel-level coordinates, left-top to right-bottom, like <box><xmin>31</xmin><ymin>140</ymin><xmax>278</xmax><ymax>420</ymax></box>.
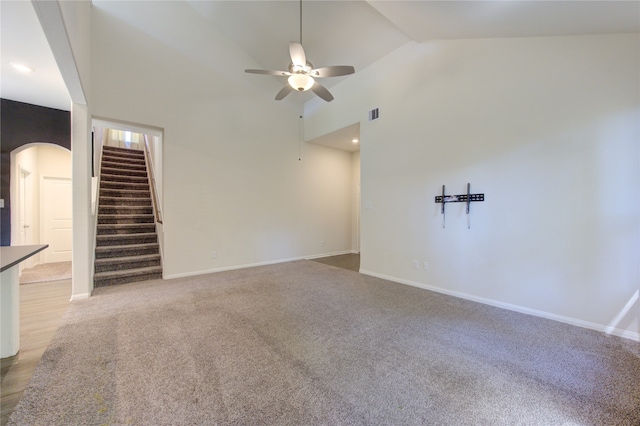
<box><xmin>19</xmin><ymin>261</ymin><xmax>72</xmax><ymax>284</ymax></box>
<box><xmin>311</xmin><ymin>253</ymin><xmax>360</xmax><ymax>272</ymax></box>
<box><xmin>8</xmin><ymin>260</ymin><xmax>640</xmax><ymax>425</ymax></box>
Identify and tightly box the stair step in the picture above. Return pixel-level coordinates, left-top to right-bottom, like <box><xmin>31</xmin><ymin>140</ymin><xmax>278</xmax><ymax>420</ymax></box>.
<box><xmin>96</xmin><ymin>232</ymin><xmax>158</xmax><ymax>246</ymax></box>
<box><xmin>103</xmin><ymin>146</ymin><xmax>144</xmax><ymax>156</ymax></box>
<box><xmin>97</xmin><ymin>223</ymin><xmax>156</xmax><ymax>235</ymax></box>
<box><xmin>101</xmin><ymin>167</ymin><xmax>148</xmax><ymax>178</ymax></box>
<box><xmin>101</xmin><ymin>175</ymin><xmax>148</xmax><ymax>185</ymax></box>
<box><xmin>95</xmin><ymin>242</ymin><xmax>159</xmax><ymax>259</ymax></box>
<box><xmin>98</xmin><ymin>205</ymin><xmax>153</xmax><ymax>215</ymax></box>
<box><xmin>100</xmin><ymin>181</ymin><xmax>149</xmax><ymax>191</ymax></box>
<box><xmin>94</xmin><ymin>265</ymin><xmax>162</xmax><ymax>287</ymax></box>
<box><xmin>102</xmin><ymin>146</ymin><xmax>144</xmax><ymax>157</ymax></box>
<box><xmin>99</xmin><ymin>196</ymin><xmax>151</xmax><ymax>207</ymax></box>
<box><xmin>101</xmin><ymin>156</ymin><xmax>147</xmax><ymax>171</ymax></box>
<box><xmin>95</xmin><ymin>254</ymin><xmax>161</xmax><ymax>273</ymax></box>
<box><xmin>99</xmin><ymin>189</ymin><xmax>151</xmax><ymax>199</ymax></box>
<box><xmin>98</xmin><ymin>214</ymin><xmax>155</xmax><ymax>224</ymax></box>
<box><xmin>102</xmin><ymin>152</ymin><xmax>146</xmax><ymax>161</ymax></box>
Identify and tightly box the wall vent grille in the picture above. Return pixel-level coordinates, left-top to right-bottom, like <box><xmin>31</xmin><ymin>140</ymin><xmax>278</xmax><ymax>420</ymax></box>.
<box><xmin>369</xmin><ymin>108</ymin><xmax>379</xmax><ymax>121</ymax></box>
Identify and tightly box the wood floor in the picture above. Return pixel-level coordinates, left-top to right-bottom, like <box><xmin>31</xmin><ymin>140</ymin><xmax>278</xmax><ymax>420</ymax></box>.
<box><xmin>0</xmin><ymin>279</ymin><xmax>71</xmax><ymax>426</ymax></box>
<box><xmin>310</xmin><ymin>253</ymin><xmax>360</xmax><ymax>272</ymax></box>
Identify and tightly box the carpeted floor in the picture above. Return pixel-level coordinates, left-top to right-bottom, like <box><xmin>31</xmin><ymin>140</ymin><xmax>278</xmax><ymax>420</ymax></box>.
<box><xmin>311</xmin><ymin>253</ymin><xmax>360</xmax><ymax>272</ymax></box>
<box><xmin>8</xmin><ymin>260</ymin><xmax>640</xmax><ymax>425</ymax></box>
<box><xmin>19</xmin><ymin>261</ymin><xmax>72</xmax><ymax>284</ymax></box>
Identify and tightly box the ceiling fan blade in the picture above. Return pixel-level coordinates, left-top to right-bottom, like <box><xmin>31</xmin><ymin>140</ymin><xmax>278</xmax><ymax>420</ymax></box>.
<box><xmin>289</xmin><ymin>42</ymin><xmax>307</xmax><ymax>67</ymax></box>
<box><xmin>311</xmin><ymin>65</ymin><xmax>355</xmax><ymax>78</ymax></box>
<box><xmin>275</xmin><ymin>84</ymin><xmax>294</xmax><ymax>101</ymax></box>
<box><xmin>310</xmin><ymin>81</ymin><xmax>334</xmax><ymax>102</ymax></box>
<box><xmin>245</xmin><ymin>69</ymin><xmax>290</xmax><ymax>76</ymax></box>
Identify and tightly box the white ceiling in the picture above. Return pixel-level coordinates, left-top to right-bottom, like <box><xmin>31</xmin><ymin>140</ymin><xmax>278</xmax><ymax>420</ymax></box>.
<box><xmin>308</xmin><ymin>122</ymin><xmax>361</xmax><ymax>152</ymax></box>
<box><xmin>2</xmin><ymin>1</ymin><xmax>638</xmax><ymax>148</ymax></box>
<box><xmin>0</xmin><ymin>0</ymin><xmax>70</xmax><ymax>111</ymax></box>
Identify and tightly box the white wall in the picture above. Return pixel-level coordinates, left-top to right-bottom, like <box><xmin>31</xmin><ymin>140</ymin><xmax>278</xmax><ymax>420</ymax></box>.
<box><xmin>305</xmin><ymin>34</ymin><xmax>640</xmax><ymax>340</ymax></box>
<box><xmin>351</xmin><ymin>151</ymin><xmax>361</xmax><ymax>252</ymax></box>
<box><xmin>91</xmin><ymin>2</ymin><xmax>353</xmax><ymax>278</ymax></box>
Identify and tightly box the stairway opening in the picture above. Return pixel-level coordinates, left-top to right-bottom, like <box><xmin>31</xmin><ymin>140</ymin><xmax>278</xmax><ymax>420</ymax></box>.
<box><xmin>91</xmin><ymin>119</ymin><xmax>164</xmax><ymax>288</ymax></box>
<box><xmin>94</xmin><ymin>145</ymin><xmax>162</xmax><ymax>287</ymax></box>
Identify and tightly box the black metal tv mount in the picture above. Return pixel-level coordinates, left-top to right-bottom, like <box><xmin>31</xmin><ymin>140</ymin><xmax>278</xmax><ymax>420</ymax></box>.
<box><xmin>435</xmin><ymin>183</ymin><xmax>484</xmax><ymax>229</ymax></box>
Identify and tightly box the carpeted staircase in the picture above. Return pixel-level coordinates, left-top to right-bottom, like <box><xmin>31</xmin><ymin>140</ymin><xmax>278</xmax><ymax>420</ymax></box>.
<box><xmin>94</xmin><ymin>146</ymin><xmax>162</xmax><ymax>287</ymax></box>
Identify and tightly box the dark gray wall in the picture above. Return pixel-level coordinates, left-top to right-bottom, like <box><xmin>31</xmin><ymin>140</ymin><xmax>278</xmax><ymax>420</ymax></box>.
<box><xmin>1</xmin><ymin>99</ymin><xmax>71</xmax><ymax>246</ymax></box>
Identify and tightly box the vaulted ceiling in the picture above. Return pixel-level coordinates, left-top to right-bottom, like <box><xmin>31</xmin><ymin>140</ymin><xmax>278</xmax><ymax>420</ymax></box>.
<box><xmin>2</xmin><ymin>1</ymin><xmax>638</xmax><ymax>121</ymax></box>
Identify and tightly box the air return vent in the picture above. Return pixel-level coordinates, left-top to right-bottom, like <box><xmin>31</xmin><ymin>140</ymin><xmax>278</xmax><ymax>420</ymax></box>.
<box><xmin>369</xmin><ymin>108</ymin><xmax>379</xmax><ymax>121</ymax></box>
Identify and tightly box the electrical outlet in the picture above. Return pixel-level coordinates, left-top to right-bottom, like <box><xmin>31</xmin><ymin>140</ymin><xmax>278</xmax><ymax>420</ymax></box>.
<box><xmin>320</xmin><ymin>240</ymin><xmax>325</xmax><ymax>247</ymax></box>
<box><xmin>412</xmin><ymin>260</ymin><xmax>419</xmax><ymax>269</ymax></box>
<box><xmin>211</xmin><ymin>250</ymin><xmax>217</xmax><ymax>259</ymax></box>
<box><xmin>423</xmin><ymin>261</ymin><xmax>429</xmax><ymax>270</ymax></box>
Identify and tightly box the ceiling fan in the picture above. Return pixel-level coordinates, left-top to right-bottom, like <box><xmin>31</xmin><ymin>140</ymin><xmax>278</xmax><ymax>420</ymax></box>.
<box><xmin>245</xmin><ymin>0</ymin><xmax>355</xmax><ymax>102</ymax></box>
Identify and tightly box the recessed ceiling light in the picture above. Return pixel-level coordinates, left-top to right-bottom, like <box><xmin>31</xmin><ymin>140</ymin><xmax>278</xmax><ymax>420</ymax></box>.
<box><xmin>352</xmin><ymin>139</ymin><xmax>359</xmax><ymax>144</ymax></box>
<box><xmin>10</xmin><ymin>62</ymin><xmax>35</xmax><ymax>73</ymax></box>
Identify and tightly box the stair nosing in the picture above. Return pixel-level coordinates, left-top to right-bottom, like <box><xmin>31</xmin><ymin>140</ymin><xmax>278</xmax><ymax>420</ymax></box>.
<box><xmin>100</xmin><ymin>167</ymin><xmax>147</xmax><ymax>177</ymax></box>
<box><xmin>97</xmin><ymin>223</ymin><xmax>155</xmax><ymax>228</ymax></box>
<box><xmin>98</xmin><ymin>214</ymin><xmax>154</xmax><ymax>219</ymax></box>
<box><xmin>101</xmin><ymin>171</ymin><xmax>148</xmax><ymax>178</ymax></box>
<box><xmin>99</xmin><ymin>191</ymin><xmax>151</xmax><ymax>196</ymax></box>
<box><xmin>101</xmin><ymin>164</ymin><xmax>146</xmax><ymax>170</ymax></box>
<box><xmin>94</xmin><ymin>253</ymin><xmax>160</xmax><ymax>264</ymax></box>
<box><xmin>103</xmin><ymin>149</ymin><xmax>144</xmax><ymax>153</ymax></box>
<box><xmin>94</xmin><ymin>265</ymin><xmax>162</xmax><ymax>279</ymax></box>
<box><xmin>97</xmin><ymin>232</ymin><xmax>157</xmax><ymax>238</ymax></box>
<box><xmin>95</xmin><ymin>242</ymin><xmax>159</xmax><ymax>251</ymax></box>
<box><xmin>102</xmin><ymin>158</ymin><xmax>145</xmax><ymax>163</ymax></box>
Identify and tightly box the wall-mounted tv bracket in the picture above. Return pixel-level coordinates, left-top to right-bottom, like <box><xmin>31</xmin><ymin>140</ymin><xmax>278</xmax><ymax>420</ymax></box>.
<box><xmin>435</xmin><ymin>183</ymin><xmax>484</xmax><ymax>229</ymax></box>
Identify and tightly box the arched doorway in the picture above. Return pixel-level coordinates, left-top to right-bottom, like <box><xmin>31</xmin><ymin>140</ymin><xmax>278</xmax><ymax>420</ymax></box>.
<box><xmin>10</xmin><ymin>143</ymin><xmax>72</xmax><ymax>271</ymax></box>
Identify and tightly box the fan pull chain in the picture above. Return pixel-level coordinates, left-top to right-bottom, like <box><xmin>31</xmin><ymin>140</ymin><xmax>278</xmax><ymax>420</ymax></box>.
<box><xmin>299</xmin><ymin>114</ymin><xmax>303</xmax><ymax>161</ymax></box>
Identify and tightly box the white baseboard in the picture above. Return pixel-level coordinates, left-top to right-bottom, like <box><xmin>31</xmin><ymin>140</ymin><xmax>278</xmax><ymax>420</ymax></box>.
<box><xmin>359</xmin><ymin>269</ymin><xmax>640</xmax><ymax>342</ymax></box>
<box><xmin>70</xmin><ymin>292</ymin><xmax>90</xmax><ymax>301</ymax></box>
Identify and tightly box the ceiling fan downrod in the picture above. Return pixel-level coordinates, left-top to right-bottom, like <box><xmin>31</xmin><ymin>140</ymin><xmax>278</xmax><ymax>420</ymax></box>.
<box><xmin>243</xmin><ymin>0</ymin><xmax>355</xmax><ymax>102</ymax></box>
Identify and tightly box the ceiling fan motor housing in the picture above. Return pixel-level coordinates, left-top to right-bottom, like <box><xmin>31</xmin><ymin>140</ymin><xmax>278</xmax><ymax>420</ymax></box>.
<box><xmin>288</xmin><ymin>61</ymin><xmax>314</xmax><ymax>91</ymax></box>
<box><xmin>289</xmin><ymin>61</ymin><xmax>313</xmax><ymax>74</ymax></box>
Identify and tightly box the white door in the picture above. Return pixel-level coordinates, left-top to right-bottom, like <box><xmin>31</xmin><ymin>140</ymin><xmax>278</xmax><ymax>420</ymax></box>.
<box><xmin>18</xmin><ymin>169</ymin><xmax>34</xmax><ymax>270</ymax></box>
<box><xmin>41</xmin><ymin>177</ymin><xmax>72</xmax><ymax>263</ymax></box>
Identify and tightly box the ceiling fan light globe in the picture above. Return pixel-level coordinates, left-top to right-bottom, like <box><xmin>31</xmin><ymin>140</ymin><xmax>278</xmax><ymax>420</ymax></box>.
<box><xmin>288</xmin><ymin>74</ymin><xmax>314</xmax><ymax>92</ymax></box>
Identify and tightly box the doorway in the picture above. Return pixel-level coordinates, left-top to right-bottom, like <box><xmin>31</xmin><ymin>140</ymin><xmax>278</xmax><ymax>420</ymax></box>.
<box><xmin>11</xmin><ymin>144</ymin><xmax>73</xmax><ymax>269</ymax></box>
<box><xmin>92</xmin><ymin>118</ymin><xmax>165</xmax><ymax>263</ymax></box>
